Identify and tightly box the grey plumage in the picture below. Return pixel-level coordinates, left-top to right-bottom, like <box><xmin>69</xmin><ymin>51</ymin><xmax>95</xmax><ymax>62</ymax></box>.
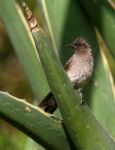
<box><xmin>39</xmin><ymin>37</ymin><xmax>94</xmax><ymax>113</ymax></box>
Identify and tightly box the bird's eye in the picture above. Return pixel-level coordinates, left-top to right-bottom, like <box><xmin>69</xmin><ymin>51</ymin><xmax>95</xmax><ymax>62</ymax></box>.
<box><xmin>76</xmin><ymin>43</ymin><xmax>81</xmax><ymax>47</ymax></box>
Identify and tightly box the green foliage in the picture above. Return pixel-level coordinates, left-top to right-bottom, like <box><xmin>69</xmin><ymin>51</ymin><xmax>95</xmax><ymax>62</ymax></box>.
<box><xmin>78</xmin><ymin>0</ymin><xmax>115</xmax><ymax>58</ymax></box>
<box><xmin>0</xmin><ymin>0</ymin><xmax>49</xmax><ymax>101</ymax></box>
<box><xmin>0</xmin><ymin>92</ymin><xmax>72</xmax><ymax>150</ymax></box>
<box><xmin>0</xmin><ymin>0</ymin><xmax>114</xmax><ymax>149</ymax></box>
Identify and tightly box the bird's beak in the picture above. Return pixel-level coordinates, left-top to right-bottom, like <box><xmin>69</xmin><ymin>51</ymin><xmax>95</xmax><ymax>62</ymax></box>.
<box><xmin>66</xmin><ymin>43</ymin><xmax>75</xmax><ymax>49</ymax></box>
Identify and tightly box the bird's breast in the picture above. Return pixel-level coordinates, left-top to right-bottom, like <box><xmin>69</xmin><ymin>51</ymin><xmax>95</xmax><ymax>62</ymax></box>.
<box><xmin>66</xmin><ymin>54</ymin><xmax>93</xmax><ymax>86</ymax></box>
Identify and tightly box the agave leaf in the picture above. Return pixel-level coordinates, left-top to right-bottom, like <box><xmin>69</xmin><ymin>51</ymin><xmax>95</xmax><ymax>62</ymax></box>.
<box><xmin>36</xmin><ymin>0</ymin><xmax>115</xmax><ymax>139</ymax></box>
<box><xmin>0</xmin><ymin>91</ymin><xmax>72</xmax><ymax>150</ymax></box>
<box><xmin>0</xmin><ymin>0</ymin><xmax>50</xmax><ymax>101</ymax></box>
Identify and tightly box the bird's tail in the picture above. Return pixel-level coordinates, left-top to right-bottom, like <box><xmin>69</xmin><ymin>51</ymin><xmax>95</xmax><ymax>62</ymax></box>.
<box><xmin>38</xmin><ymin>93</ymin><xmax>57</xmax><ymax>114</ymax></box>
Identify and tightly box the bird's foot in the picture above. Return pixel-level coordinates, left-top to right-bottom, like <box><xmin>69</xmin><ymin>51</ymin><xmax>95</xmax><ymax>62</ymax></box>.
<box><xmin>78</xmin><ymin>88</ymin><xmax>86</xmax><ymax>105</ymax></box>
<box><xmin>80</xmin><ymin>98</ymin><xmax>85</xmax><ymax>105</ymax></box>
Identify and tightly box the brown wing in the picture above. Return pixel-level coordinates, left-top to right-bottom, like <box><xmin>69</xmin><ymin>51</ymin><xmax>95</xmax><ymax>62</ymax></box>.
<box><xmin>38</xmin><ymin>92</ymin><xmax>57</xmax><ymax>113</ymax></box>
<box><xmin>39</xmin><ymin>54</ymin><xmax>74</xmax><ymax>113</ymax></box>
<box><xmin>64</xmin><ymin>56</ymin><xmax>73</xmax><ymax>71</ymax></box>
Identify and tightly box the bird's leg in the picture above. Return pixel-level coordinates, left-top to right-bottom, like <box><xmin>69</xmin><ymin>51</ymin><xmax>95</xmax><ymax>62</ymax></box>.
<box><xmin>78</xmin><ymin>88</ymin><xmax>85</xmax><ymax>105</ymax></box>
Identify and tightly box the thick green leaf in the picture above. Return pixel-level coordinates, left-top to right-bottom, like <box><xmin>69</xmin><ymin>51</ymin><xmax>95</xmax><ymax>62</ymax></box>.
<box><xmin>0</xmin><ymin>0</ymin><xmax>49</xmax><ymax>100</ymax></box>
<box><xmin>0</xmin><ymin>92</ymin><xmax>72</xmax><ymax>150</ymax></box>
<box><xmin>78</xmin><ymin>0</ymin><xmax>115</xmax><ymax>58</ymax></box>
<box><xmin>36</xmin><ymin>0</ymin><xmax>115</xmax><ymax>139</ymax></box>
<box><xmin>32</xmin><ymin>30</ymin><xmax>115</xmax><ymax>149</ymax></box>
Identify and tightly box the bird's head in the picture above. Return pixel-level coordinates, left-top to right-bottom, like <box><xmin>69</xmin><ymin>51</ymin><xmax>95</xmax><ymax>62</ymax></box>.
<box><xmin>69</xmin><ymin>38</ymin><xmax>91</xmax><ymax>53</ymax></box>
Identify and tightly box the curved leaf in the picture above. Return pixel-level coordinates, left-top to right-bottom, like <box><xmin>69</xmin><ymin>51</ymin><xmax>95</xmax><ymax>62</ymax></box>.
<box><xmin>0</xmin><ymin>92</ymin><xmax>72</xmax><ymax>150</ymax></box>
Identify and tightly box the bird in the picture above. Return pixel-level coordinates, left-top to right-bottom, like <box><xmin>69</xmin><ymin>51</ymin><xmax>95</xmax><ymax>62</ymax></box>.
<box><xmin>20</xmin><ymin>0</ymin><xmax>94</xmax><ymax>114</ymax></box>
<box><xmin>39</xmin><ymin>37</ymin><xmax>94</xmax><ymax>113</ymax></box>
